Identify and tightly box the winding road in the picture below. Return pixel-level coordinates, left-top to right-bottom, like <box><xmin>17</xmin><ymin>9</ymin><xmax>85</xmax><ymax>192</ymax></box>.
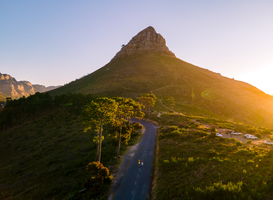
<box><xmin>114</xmin><ymin>119</ymin><xmax>157</xmax><ymax>200</ymax></box>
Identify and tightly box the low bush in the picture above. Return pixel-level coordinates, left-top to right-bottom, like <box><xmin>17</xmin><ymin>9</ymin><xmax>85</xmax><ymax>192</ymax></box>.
<box><xmin>210</xmin><ymin>127</ymin><xmax>217</xmax><ymax>133</ymax></box>
<box><xmin>209</xmin><ymin>132</ymin><xmax>217</xmax><ymax>138</ymax></box>
<box><xmin>131</xmin><ymin>122</ymin><xmax>142</xmax><ymax>131</ymax></box>
<box><xmin>193</xmin><ymin>181</ymin><xmax>243</xmax><ymax>200</ymax></box>
<box><xmin>166</xmin><ymin>130</ymin><xmax>181</xmax><ymax>137</ymax></box>
<box><xmin>167</xmin><ymin>125</ymin><xmax>180</xmax><ymax>132</ymax></box>
<box><xmin>84</xmin><ymin>161</ymin><xmax>113</xmax><ymax>195</ymax></box>
<box><xmin>236</xmin><ymin>141</ymin><xmax>242</xmax><ymax>146</ymax></box>
<box><xmin>196</xmin><ymin>130</ymin><xmax>209</xmax><ymax>137</ymax></box>
<box><xmin>245</xmin><ymin>127</ymin><xmax>258</xmax><ymax>134</ymax></box>
<box><xmin>255</xmin><ymin>133</ymin><xmax>262</xmax><ymax>138</ymax></box>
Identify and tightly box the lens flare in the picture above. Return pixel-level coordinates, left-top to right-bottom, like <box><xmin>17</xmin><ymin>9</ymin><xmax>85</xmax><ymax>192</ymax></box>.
<box><xmin>201</xmin><ymin>89</ymin><xmax>214</xmax><ymax>100</ymax></box>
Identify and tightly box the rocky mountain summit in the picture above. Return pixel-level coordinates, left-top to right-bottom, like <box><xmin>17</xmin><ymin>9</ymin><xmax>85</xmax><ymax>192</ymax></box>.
<box><xmin>0</xmin><ymin>73</ymin><xmax>60</xmax><ymax>100</ymax></box>
<box><xmin>113</xmin><ymin>26</ymin><xmax>175</xmax><ymax>59</ymax></box>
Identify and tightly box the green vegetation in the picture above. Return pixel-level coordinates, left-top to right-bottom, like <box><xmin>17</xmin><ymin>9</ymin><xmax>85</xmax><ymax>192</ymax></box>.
<box><xmin>82</xmin><ymin>97</ymin><xmax>118</xmax><ymax>162</ymax></box>
<box><xmin>110</xmin><ymin>97</ymin><xmax>144</xmax><ymax>156</ymax></box>
<box><xmin>137</xmin><ymin>93</ymin><xmax>156</xmax><ymax>116</ymax></box>
<box><xmin>83</xmin><ymin>161</ymin><xmax>113</xmax><ymax>195</ymax></box>
<box><xmin>0</xmin><ymin>92</ymin><xmax>144</xmax><ymax>199</ymax></box>
<box><xmin>153</xmin><ymin>113</ymin><xmax>273</xmax><ymax>200</ymax></box>
<box><xmin>0</xmin><ymin>92</ymin><xmax>94</xmax><ymax>131</ymax></box>
<box><xmin>3</xmin><ymin>51</ymin><xmax>273</xmax><ymax>199</ymax></box>
<box><xmin>49</xmin><ymin>52</ymin><xmax>273</xmax><ymax>128</ymax></box>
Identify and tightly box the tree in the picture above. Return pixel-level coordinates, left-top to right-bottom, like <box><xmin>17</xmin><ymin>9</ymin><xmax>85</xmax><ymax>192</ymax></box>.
<box><xmin>111</xmin><ymin>97</ymin><xmax>144</xmax><ymax>156</ymax></box>
<box><xmin>82</xmin><ymin>112</ymin><xmax>101</xmax><ymax>161</ymax></box>
<box><xmin>127</xmin><ymin>98</ymin><xmax>145</xmax><ymax>124</ymax></box>
<box><xmin>82</xmin><ymin>97</ymin><xmax>118</xmax><ymax>162</ymax></box>
<box><xmin>137</xmin><ymin>93</ymin><xmax>156</xmax><ymax>116</ymax></box>
<box><xmin>84</xmin><ymin>161</ymin><xmax>113</xmax><ymax>193</ymax></box>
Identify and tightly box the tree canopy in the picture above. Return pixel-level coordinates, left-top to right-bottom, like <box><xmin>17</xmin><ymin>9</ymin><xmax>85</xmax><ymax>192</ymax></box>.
<box><xmin>82</xmin><ymin>97</ymin><xmax>118</xmax><ymax>162</ymax></box>
<box><xmin>137</xmin><ymin>93</ymin><xmax>156</xmax><ymax>116</ymax></box>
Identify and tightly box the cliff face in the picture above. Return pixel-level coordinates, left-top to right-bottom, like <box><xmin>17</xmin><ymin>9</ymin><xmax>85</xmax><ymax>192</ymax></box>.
<box><xmin>0</xmin><ymin>73</ymin><xmax>60</xmax><ymax>100</ymax></box>
<box><xmin>113</xmin><ymin>26</ymin><xmax>175</xmax><ymax>59</ymax></box>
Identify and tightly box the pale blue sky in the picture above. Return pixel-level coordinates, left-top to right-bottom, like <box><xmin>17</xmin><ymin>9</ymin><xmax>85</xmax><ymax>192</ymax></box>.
<box><xmin>1</xmin><ymin>1</ymin><xmax>273</xmax><ymax>94</ymax></box>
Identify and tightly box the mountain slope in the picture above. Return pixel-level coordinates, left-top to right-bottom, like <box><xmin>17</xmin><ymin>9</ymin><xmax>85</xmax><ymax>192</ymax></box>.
<box><xmin>50</xmin><ymin>26</ymin><xmax>273</xmax><ymax>127</ymax></box>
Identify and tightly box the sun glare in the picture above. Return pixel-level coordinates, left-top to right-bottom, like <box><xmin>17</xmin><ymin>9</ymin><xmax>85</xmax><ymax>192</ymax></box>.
<box><xmin>238</xmin><ymin>64</ymin><xmax>273</xmax><ymax>95</ymax></box>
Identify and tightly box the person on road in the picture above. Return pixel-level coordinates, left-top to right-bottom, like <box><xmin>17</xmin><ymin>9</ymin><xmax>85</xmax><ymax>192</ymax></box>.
<box><xmin>141</xmin><ymin>159</ymin><xmax>144</xmax><ymax>166</ymax></box>
<box><xmin>138</xmin><ymin>159</ymin><xmax>140</xmax><ymax>166</ymax></box>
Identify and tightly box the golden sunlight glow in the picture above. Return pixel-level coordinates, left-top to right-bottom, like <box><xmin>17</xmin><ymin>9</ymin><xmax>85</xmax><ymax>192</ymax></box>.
<box><xmin>238</xmin><ymin>64</ymin><xmax>273</xmax><ymax>95</ymax></box>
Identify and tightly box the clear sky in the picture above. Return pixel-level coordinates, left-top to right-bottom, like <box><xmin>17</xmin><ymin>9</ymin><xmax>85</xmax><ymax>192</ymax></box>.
<box><xmin>1</xmin><ymin>1</ymin><xmax>273</xmax><ymax>94</ymax></box>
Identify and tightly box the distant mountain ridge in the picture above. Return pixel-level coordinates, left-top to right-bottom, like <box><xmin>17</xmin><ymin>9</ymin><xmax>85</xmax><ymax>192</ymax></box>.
<box><xmin>0</xmin><ymin>73</ymin><xmax>60</xmax><ymax>100</ymax></box>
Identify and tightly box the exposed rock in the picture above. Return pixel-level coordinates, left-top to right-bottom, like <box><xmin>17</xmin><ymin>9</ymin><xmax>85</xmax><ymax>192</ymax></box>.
<box><xmin>0</xmin><ymin>73</ymin><xmax>16</xmax><ymax>81</ymax></box>
<box><xmin>32</xmin><ymin>84</ymin><xmax>47</xmax><ymax>93</ymax></box>
<box><xmin>0</xmin><ymin>73</ymin><xmax>61</xmax><ymax>100</ymax></box>
<box><xmin>113</xmin><ymin>26</ymin><xmax>175</xmax><ymax>59</ymax></box>
<box><xmin>19</xmin><ymin>81</ymin><xmax>35</xmax><ymax>95</ymax></box>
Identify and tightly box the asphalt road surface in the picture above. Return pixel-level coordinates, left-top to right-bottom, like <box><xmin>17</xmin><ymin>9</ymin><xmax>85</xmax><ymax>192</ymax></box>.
<box><xmin>114</xmin><ymin>119</ymin><xmax>157</xmax><ymax>200</ymax></box>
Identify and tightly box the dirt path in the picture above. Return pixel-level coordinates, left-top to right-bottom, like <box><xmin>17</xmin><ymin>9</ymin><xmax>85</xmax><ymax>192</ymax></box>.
<box><xmin>217</xmin><ymin>128</ymin><xmax>264</xmax><ymax>144</ymax></box>
<box><xmin>193</xmin><ymin>119</ymin><xmax>264</xmax><ymax>144</ymax></box>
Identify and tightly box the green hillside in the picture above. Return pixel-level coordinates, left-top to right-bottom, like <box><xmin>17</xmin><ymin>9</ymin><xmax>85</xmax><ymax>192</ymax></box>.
<box><xmin>50</xmin><ymin>52</ymin><xmax>273</xmax><ymax>128</ymax></box>
<box><xmin>0</xmin><ymin>93</ymin><xmax>143</xmax><ymax>199</ymax></box>
<box><xmin>152</xmin><ymin>113</ymin><xmax>273</xmax><ymax>200</ymax></box>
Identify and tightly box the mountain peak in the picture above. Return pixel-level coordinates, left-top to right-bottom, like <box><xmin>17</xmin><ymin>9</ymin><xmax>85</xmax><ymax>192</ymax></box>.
<box><xmin>0</xmin><ymin>73</ymin><xmax>16</xmax><ymax>81</ymax></box>
<box><xmin>113</xmin><ymin>26</ymin><xmax>175</xmax><ymax>59</ymax></box>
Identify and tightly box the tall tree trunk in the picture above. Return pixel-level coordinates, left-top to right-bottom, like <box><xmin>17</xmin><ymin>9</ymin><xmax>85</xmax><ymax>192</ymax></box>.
<box><xmin>117</xmin><ymin>125</ymin><xmax>122</xmax><ymax>157</ymax></box>
<box><xmin>95</xmin><ymin>130</ymin><xmax>99</xmax><ymax>161</ymax></box>
<box><xmin>98</xmin><ymin>119</ymin><xmax>103</xmax><ymax>162</ymax></box>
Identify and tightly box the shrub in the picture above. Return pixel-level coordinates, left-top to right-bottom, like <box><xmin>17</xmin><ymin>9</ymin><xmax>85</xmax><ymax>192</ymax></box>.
<box><xmin>166</xmin><ymin>130</ymin><xmax>181</xmax><ymax>137</ymax></box>
<box><xmin>193</xmin><ymin>181</ymin><xmax>243</xmax><ymax>200</ymax></box>
<box><xmin>236</xmin><ymin>141</ymin><xmax>242</xmax><ymax>146</ymax></box>
<box><xmin>210</xmin><ymin>127</ymin><xmax>217</xmax><ymax>133</ymax></box>
<box><xmin>197</xmin><ymin>130</ymin><xmax>209</xmax><ymax>137</ymax></box>
<box><xmin>255</xmin><ymin>133</ymin><xmax>262</xmax><ymax>138</ymax></box>
<box><xmin>209</xmin><ymin>132</ymin><xmax>217</xmax><ymax>139</ymax></box>
<box><xmin>246</xmin><ymin>127</ymin><xmax>258</xmax><ymax>134</ymax></box>
<box><xmin>84</xmin><ymin>161</ymin><xmax>113</xmax><ymax>194</ymax></box>
<box><xmin>168</xmin><ymin>126</ymin><xmax>179</xmax><ymax>132</ymax></box>
<box><xmin>259</xmin><ymin>128</ymin><xmax>272</xmax><ymax>136</ymax></box>
<box><xmin>171</xmin><ymin>157</ymin><xmax>177</xmax><ymax>164</ymax></box>
<box><xmin>163</xmin><ymin>160</ymin><xmax>170</xmax><ymax>164</ymax></box>
<box><xmin>246</xmin><ymin>140</ymin><xmax>252</xmax><ymax>144</ymax></box>
<box><xmin>131</xmin><ymin>122</ymin><xmax>142</xmax><ymax>131</ymax></box>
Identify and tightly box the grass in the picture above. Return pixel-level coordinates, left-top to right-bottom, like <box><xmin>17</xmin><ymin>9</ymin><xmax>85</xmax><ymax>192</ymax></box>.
<box><xmin>49</xmin><ymin>52</ymin><xmax>273</xmax><ymax>128</ymax></box>
<box><xmin>152</xmin><ymin>113</ymin><xmax>273</xmax><ymax>200</ymax></box>
<box><xmin>0</xmin><ymin>109</ymin><xmax>142</xmax><ymax>200</ymax></box>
